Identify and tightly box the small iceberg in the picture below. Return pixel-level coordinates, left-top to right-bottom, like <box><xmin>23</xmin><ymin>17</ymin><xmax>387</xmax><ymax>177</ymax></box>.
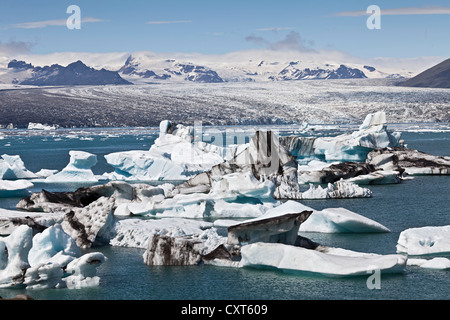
<box><xmin>0</xmin><ymin>180</ymin><xmax>34</xmax><ymax>197</ymax></box>
<box><xmin>396</xmin><ymin>225</ymin><xmax>450</xmax><ymax>255</ymax></box>
<box><xmin>45</xmin><ymin>151</ymin><xmax>98</xmax><ymax>183</ymax></box>
<box><xmin>0</xmin><ymin>154</ymin><xmax>38</xmax><ymax>180</ymax></box>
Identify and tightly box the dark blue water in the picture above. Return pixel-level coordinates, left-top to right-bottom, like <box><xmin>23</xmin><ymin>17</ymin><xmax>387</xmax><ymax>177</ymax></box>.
<box><xmin>0</xmin><ymin>127</ymin><xmax>449</xmax><ymax>300</ymax></box>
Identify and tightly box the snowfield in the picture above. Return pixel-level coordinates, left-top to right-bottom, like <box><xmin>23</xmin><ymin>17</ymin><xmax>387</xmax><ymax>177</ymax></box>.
<box><xmin>1</xmin><ymin>79</ymin><xmax>449</xmax><ymax>128</ymax></box>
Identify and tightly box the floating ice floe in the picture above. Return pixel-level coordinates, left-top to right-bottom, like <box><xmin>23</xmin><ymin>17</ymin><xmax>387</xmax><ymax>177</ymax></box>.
<box><xmin>45</xmin><ymin>151</ymin><xmax>98</xmax><ymax>183</ymax></box>
<box><xmin>240</xmin><ymin>242</ymin><xmax>407</xmax><ymax>277</ymax></box>
<box><xmin>396</xmin><ymin>225</ymin><xmax>450</xmax><ymax>255</ymax></box>
<box><xmin>407</xmin><ymin>257</ymin><xmax>450</xmax><ymax>270</ymax></box>
<box><xmin>0</xmin><ymin>180</ymin><xmax>34</xmax><ymax>197</ymax></box>
<box><xmin>0</xmin><ymin>224</ymin><xmax>106</xmax><ymax>289</ymax></box>
<box><xmin>215</xmin><ymin>200</ymin><xmax>390</xmax><ymax>234</ymax></box>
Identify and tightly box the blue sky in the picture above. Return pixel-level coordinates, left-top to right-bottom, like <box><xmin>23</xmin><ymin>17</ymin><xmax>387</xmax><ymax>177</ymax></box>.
<box><xmin>0</xmin><ymin>0</ymin><xmax>449</xmax><ymax>59</ymax></box>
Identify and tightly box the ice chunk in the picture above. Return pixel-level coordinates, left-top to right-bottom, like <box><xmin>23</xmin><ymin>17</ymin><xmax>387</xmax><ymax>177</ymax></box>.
<box><xmin>27</xmin><ymin>122</ymin><xmax>57</xmax><ymax>130</ymax></box>
<box><xmin>0</xmin><ymin>208</ymin><xmax>63</xmax><ymax>235</ymax></box>
<box><xmin>0</xmin><ymin>225</ymin><xmax>33</xmax><ymax>287</ymax></box>
<box><xmin>0</xmin><ymin>224</ymin><xmax>106</xmax><ymax>289</ymax></box>
<box><xmin>107</xmin><ymin>217</ymin><xmax>213</xmax><ymax>249</ymax></box>
<box><xmin>63</xmin><ymin>252</ymin><xmax>107</xmax><ymax>289</ymax></box>
<box><xmin>281</xmin><ymin>111</ymin><xmax>401</xmax><ymax>163</ymax></box>
<box><xmin>0</xmin><ymin>154</ymin><xmax>38</xmax><ymax>180</ymax></box>
<box><xmin>61</xmin><ymin>196</ymin><xmax>115</xmax><ymax>249</ymax></box>
<box><xmin>104</xmin><ymin>123</ymin><xmax>228</xmax><ymax>181</ymax></box>
<box><xmin>0</xmin><ymin>179</ymin><xmax>33</xmax><ymax>197</ymax></box>
<box><xmin>396</xmin><ymin>225</ymin><xmax>450</xmax><ymax>255</ymax></box>
<box><xmin>407</xmin><ymin>257</ymin><xmax>450</xmax><ymax>270</ymax></box>
<box><xmin>249</xmin><ymin>200</ymin><xmax>389</xmax><ymax>233</ymax></box>
<box><xmin>45</xmin><ymin>151</ymin><xmax>98</xmax><ymax>182</ymax></box>
<box><xmin>300</xmin><ymin>207</ymin><xmax>390</xmax><ymax>233</ymax></box>
<box><xmin>240</xmin><ymin>242</ymin><xmax>406</xmax><ymax>277</ymax></box>
<box><xmin>300</xmin><ymin>181</ymin><xmax>372</xmax><ymax>199</ymax></box>
<box><xmin>28</xmin><ymin>224</ymin><xmax>81</xmax><ymax>267</ymax></box>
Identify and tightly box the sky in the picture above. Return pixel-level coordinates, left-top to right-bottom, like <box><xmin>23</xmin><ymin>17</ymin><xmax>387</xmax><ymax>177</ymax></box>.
<box><xmin>0</xmin><ymin>0</ymin><xmax>449</xmax><ymax>60</ymax></box>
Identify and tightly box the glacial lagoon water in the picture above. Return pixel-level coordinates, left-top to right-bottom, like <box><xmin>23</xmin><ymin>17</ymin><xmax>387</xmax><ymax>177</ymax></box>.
<box><xmin>0</xmin><ymin>125</ymin><xmax>449</xmax><ymax>300</ymax></box>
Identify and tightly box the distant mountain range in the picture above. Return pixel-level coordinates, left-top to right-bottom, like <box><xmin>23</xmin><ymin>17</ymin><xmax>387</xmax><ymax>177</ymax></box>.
<box><xmin>1</xmin><ymin>52</ymin><xmax>446</xmax><ymax>86</ymax></box>
<box><xmin>400</xmin><ymin>58</ymin><xmax>450</xmax><ymax>89</ymax></box>
<box><xmin>7</xmin><ymin>59</ymin><xmax>131</xmax><ymax>86</ymax></box>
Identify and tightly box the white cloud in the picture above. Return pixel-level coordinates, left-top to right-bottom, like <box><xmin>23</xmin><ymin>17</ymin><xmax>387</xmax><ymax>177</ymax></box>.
<box><xmin>256</xmin><ymin>27</ymin><xmax>294</xmax><ymax>32</ymax></box>
<box><xmin>245</xmin><ymin>31</ymin><xmax>316</xmax><ymax>53</ymax></box>
<box><xmin>146</xmin><ymin>20</ymin><xmax>192</xmax><ymax>25</ymax></box>
<box><xmin>0</xmin><ymin>40</ymin><xmax>35</xmax><ymax>55</ymax></box>
<box><xmin>7</xmin><ymin>17</ymin><xmax>105</xmax><ymax>29</ymax></box>
<box><xmin>335</xmin><ymin>6</ymin><xmax>450</xmax><ymax>17</ymax></box>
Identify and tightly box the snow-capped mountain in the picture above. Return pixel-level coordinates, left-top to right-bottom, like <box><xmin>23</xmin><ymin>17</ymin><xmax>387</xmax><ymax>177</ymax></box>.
<box><xmin>7</xmin><ymin>59</ymin><xmax>130</xmax><ymax>86</ymax></box>
<box><xmin>117</xmin><ymin>55</ymin><xmax>223</xmax><ymax>83</ymax></box>
<box><xmin>0</xmin><ymin>50</ymin><xmax>443</xmax><ymax>87</ymax></box>
<box><xmin>269</xmin><ymin>61</ymin><xmax>367</xmax><ymax>80</ymax></box>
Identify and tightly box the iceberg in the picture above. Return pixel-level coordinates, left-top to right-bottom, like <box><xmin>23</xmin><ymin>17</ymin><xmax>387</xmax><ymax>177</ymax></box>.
<box><xmin>0</xmin><ymin>179</ymin><xmax>34</xmax><ymax>197</ymax></box>
<box><xmin>407</xmin><ymin>257</ymin><xmax>450</xmax><ymax>270</ymax></box>
<box><xmin>240</xmin><ymin>242</ymin><xmax>406</xmax><ymax>277</ymax></box>
<box><xmin>300</xmin><ymin>181</ymin><xmax>372</xmax><ymax>199</ymax></box>
<box><xmin>300</xmin><ymin>206</ymin><xmax>390</xmax><ymax>233</ymax></box>
<box><xmin>226</xmin><ymin>206</ymin><xmax>312</xmax><ymax>246</ymax></box>
<box><xmin>60</xmin><ymin>196</ymin><xmax>115</xmax><ymax>249</ymax></box>
<box><xmin>0</xmin><ymin>224</ymin><xmax>106</xmax><ymax>289</ymax></box>
<box><xmin>104</xmin><ymin>121</ymin><xmax>233</xmax><ymax>181</ymax></box>
<box><xmin>367</xmin><ymin>147</ymin><xmax>450</xmax><ymax>176</ymax></box>
<box><xmin>280</xmin><ymin>111</ymin><xmax>402</xmax><ymax>164</ymax></box>
<box><xmin>107</xmin><ymin>217</ymin><xmax>214</xmax><ymax>249</ymax></box>
<box><xmin>0</xmin><ymin>208</ymin><xmax>63</xmax><ymax>235</ymax></box>
<box><xmin>396</xmin><ymin>225</ymin><xmax>450</xmax><ymax>255</ymax></box>
<box><xmin>0</xmin><ymin>154</ymin><xmax>38</xmax><ymax>180</ymax></box>
<box><xmin>45</xmin><ymin>151</ymin><xmax>98</xmax><ymax>182</ymax></box>
<box><xmin>218</xmin><ymin>200</ymin><xmax>389</xmax><ymax>234</ymax></box>
<box><xmin>27</xmin><ymin>122</ymin><xmax>57</xmax><ymax>131</ymax></box>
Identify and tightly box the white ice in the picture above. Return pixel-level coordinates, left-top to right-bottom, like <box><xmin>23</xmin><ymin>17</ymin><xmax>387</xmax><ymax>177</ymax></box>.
<box><xmin>0</xmin><ymin>179</ymin><xmax>34</xmax><ymax>197</ymax></box>
<box><xmin>396</xmin><ymin>225</ymin><xmax>450</xmax><ymax>255</ymax></box>
<box><xmin>0</xmin><ymin>154</ymin><xmax>38</xmax><ymax>180</ymax></box>
<box><xmin>0</xmin><ymin>224</ymin><xmax>106</xmax><ymax>289</ymax></box>
<box><xmin>104</xmin><ymin>121</ymin><xmax>233</xmax><ymax>181</ymax></box>
<box><xmin>240</xmin><ymin>242</ymin><xmax>406</xmax><ymax>277</ymax></box>
<box><xmin>214</xmin><ymin>200</ymin><xmax>389</xmax><ymax>233</ymax></box>
<box><xmin>45</xmin><ymin>151</ymin><xmax>98</xmax><ymax>182</ymax></box>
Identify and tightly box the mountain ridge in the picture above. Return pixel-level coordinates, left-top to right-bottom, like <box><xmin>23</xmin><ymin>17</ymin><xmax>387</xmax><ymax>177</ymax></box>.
<box><xmin>400</xmin><ymin>58</ymin><xmax>450</xmax><ymax>89</ymax></box>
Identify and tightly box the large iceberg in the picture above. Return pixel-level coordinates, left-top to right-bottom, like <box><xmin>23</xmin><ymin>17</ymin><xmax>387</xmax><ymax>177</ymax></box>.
<box><xmin>240</xmin><ymin>242</ymin><xmax>406</xmax><ymax>277</ymax></box>
<box><xmin>280</xmin><ymin>111</ymin><xmax>402</xmax><ymax>164</ymax></box>
<box><xmin>104</xmin><ymin>121</ymin><xmax>237</xmax><ymax>181</ymax></box>
<box><xmin>218</xmin><ymin>200</ymin><xmax>390</xmax><ymax>234</ymax></box>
